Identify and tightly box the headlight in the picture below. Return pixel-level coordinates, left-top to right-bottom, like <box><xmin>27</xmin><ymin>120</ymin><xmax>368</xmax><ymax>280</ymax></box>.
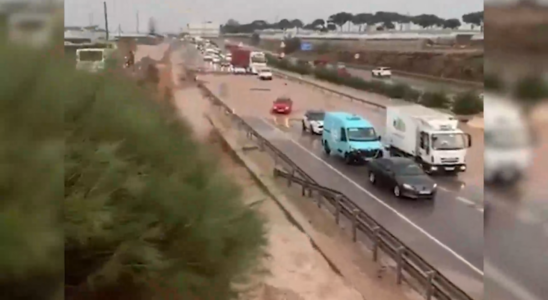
<box><xmin>403</xmin><ymin>183</ymin><xmax>414</xmax><ymax>190</ymax></box>
<box><xmin>433</xmin><ymin>183</ymin><xmax>437</xmax><ymax>189</ymax></box>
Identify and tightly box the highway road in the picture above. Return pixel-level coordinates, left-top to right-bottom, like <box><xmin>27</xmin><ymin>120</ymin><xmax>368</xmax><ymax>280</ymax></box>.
<box><xmin>181</xmin><ymin>41</ymin><xmax>548</xmax><ymax>300</ymax></box>
<box><xmin>215</xmin><ymin>38</ymin><xmax>482</xmax><ymax>95</ymax></box>
<box><xmin>184</xmin><ymin>44</ymin><xmax>484</xmax><ymax>297</ymax></box>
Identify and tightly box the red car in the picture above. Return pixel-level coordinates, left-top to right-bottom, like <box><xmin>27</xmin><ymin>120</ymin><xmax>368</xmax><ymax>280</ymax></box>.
<box><xmin>271</xmin><ymin>97</ymin><xmax>293</xmax><ymax>114</ymax></box>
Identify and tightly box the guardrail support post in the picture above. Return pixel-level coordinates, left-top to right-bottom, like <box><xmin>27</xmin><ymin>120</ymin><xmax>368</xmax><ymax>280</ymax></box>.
<box><xmin>351</xmin><ymin>209</ymin><xmax>359</xmax><ymax>242</ymax></box>
<box><xmin>395</xmin><ymin>246</ymin><xmax>405</xmax><ymax>285</ymax></box>
<box><xmin>335</xmin><ymin>195</ymin><xmax>342</xmax><ymax>225</ymax></box>
<box><xmin>372</xmin><ymin>226</ymin><xmax>380</xmax><ymax>262</ymax></box>
<box><xmin>425</xmin><ymin>271</ymin><xmax>436</xmax><ymax>300</ymax></box>
<box><xmin>287</xmin><ymin>168</ymin><xmax>295</xmax><ymax>187</ymax></box>
<box><xmin>301</xmin><ymin>182</ymin><xmax>307</xmax><ymax>196</ymax></box>
<box><xmin>258</xmin><ymin>139</ymin><xmax>264</xmax><ymax>151</ymax></box>
<box><xmin>316</xmin><ymin>192</ymin><xmax>323</xmax><ymax>208</ymax></box>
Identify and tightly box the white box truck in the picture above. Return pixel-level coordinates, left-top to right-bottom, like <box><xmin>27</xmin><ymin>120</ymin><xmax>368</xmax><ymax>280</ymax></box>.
<box><xmin>385</xmin><ymin>104</ymin><xmax>471</xmax><ymax>174</ymax></box>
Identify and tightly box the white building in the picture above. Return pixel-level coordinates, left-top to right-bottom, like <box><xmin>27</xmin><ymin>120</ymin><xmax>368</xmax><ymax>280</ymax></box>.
<box><xmin>186</xmin><ymin>22</ymin><xmax>220</xmax><ymax>38</ymax></box>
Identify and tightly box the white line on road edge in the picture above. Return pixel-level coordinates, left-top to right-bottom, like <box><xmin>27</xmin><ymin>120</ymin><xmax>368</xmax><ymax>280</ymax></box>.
<box><xmin>485</xmin><ymin>260</ymin><xmax>543</xmax><ymax>300</ymax></box>
<box><xmin>259</xmin><ymin>117</ymin><xmax>484</xmax><ymax>276</ymax></box>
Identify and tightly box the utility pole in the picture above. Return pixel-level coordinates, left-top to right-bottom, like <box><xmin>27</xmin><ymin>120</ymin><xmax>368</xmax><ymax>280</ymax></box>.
<box><xmin>136</xmin><ymin>11</ymin><xmax>139</xmax><ymax>33</ymax></box>
<box><xmin>103</xmin><ymin>1</ymin><xmax>109</xmax><ymax>40</ymax></box>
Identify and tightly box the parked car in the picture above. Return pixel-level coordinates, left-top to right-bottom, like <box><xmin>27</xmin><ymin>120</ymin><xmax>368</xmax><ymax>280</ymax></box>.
<box><xmin>371</xmin><ymin>67</ymin><xmax>391</xmax><ymax>78</ymax></box>
<box><xmin>367</xmin><ymin>157</ymin><xmax>437</xmax><ymax>199</ymax></box>
<box><xmin>302</xmin><ymin>110</ymin><xmax>325</xmax><ymax>134</ymax></box>
<box><xmin>258</xmin><ymin>68</ymin><xmax>273</xmax><ymax>80</ymax></box>
<box><xmin>271</xmin><ymin>97</ymin><xmax>293</xmax><ymax>114</ymax></box>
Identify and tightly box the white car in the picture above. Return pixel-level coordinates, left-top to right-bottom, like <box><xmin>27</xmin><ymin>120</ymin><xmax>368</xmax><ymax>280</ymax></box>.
<box><xmin>212</xmin><ymin>56</ymin><xmax>220</xmax><ymax>64</ymax></box>
<box><xmin>258</xmin><ymin>68</ymin><xmax>273</xmax><ymax>80</ymax></box>
<box><xmin>302</xmin><ymin>110</ymin><xmax>325</xmax><ymax>134</ymax></box>
<box><xmin>233</xmin><ymin>66</ymin><xmax>247</xmax><ymax>74</ymax></box>
<box><xmin>203</xmin><ymin>54</ymin><xmax>213</xmax><ymax>61</ymax></box>
<box><xmin>372</xmin><ymin>67</ymin><xmax>391</xmax><ymax>77</ymax></box>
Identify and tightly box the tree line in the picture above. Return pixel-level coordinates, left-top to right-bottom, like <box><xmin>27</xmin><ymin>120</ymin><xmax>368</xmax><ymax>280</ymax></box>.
<box><xmin>221</xmin><ymin>11</ymin><xmax>483</xmax><ymax>33</ymax></box>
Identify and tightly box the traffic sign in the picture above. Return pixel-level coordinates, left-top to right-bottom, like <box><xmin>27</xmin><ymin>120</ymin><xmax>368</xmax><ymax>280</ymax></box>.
<box><xmin>300</xmin><ymin>42</ymin><xmax>312</xmax><ymax>51</ymax></box>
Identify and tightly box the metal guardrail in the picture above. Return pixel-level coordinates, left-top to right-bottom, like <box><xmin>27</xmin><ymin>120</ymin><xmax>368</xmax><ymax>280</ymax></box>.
<box><xmin>196</xmin><ymin>81</ymin><xmax>474</xmax><ymax>300</ymax></box>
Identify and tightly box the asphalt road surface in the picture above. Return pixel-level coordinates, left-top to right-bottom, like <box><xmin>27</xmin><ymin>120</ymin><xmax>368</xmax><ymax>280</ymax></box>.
<box><xmin>182</xmin><ymin>42</ymin><xmax>548</xmax><ymax>300</ymax></box>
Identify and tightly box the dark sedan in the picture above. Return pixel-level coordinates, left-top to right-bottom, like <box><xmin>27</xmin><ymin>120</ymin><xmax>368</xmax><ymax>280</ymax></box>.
<box><xmin>367</xmin><ymin>157</ymin><xmax>437</xmax><ymax>199</ymax></box>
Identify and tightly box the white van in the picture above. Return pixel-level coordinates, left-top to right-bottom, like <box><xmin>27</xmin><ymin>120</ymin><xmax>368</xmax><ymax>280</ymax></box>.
<box><xmin>484</xmin><ymin>93</ymin><xmax>533</xmax><ymax>184</ymax></box>
<box><xmin>76</xmin><ymin>48</ymin><xmax>107</xmax><ymax>72</ymax></box>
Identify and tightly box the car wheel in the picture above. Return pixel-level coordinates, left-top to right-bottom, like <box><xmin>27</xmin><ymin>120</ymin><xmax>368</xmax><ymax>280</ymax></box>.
<box><xmin>323</xmin><ymin>142</ymin><xmax>331</xmax><ymax>155</ymax></box>
<box><xmin>344</xmin><ymin>153</ymin><xmax>352</xmax><ymax>165</ymax></box>
<box><xmin>302</xmin><ymin>121</ymin><xmax>307</xmax><ymax>132</ymax></box>
<box><xmin>393</xmin><ymin>185</ymin><xmax>401</xmax><ymax>197</ymax></box>
<box><xmin>368</xmin><ymin>172</ymin><xmax>376</xmax><ymax>184</ymax></box>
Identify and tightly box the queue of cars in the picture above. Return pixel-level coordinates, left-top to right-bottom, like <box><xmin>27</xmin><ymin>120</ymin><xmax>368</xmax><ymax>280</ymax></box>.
<box><xmin>270</xmin><ymin>99</ymin><xmax>473</xmax><ymax>200</ymax></box>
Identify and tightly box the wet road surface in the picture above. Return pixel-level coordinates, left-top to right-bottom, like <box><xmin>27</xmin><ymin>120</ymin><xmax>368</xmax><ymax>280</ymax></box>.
<box><xmin>196</xmin><ymin>72</ymin><xmax>484</xmax><ymax>298</ymax></box>
<box><xmin>183</xmin><ymin>41</ymin><xmax>548</xmax><ymax>300</ymax></box>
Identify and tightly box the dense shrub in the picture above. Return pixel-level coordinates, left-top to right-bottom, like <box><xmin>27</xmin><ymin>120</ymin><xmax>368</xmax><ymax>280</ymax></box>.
<box><xmin>283</xmin><ymin>37</ymin><xmax>302</xmax><ymax>54</ymax></box>
<box><xmin>452</xmin><ymin>91</ymin><xmax>484</xmax><ymax>115</ymax></box>
<box><xmin>1</xmin><ymin>42</ymin><xmax>267</xmax><ymax>300</ymax></box>
<box><xmin>484</xmin><ymin>73</ymin><xmax>504</xmax><ymax>92</ymax></box>
<box><xmin>513</xmin><ymin>75</ymin><xmax>548</xmax><ymax>110</ymax></box>
<box><xmin>419</xmin><ymin>91</ymin><xmax>451</xmax><ymax>108</ymax></box>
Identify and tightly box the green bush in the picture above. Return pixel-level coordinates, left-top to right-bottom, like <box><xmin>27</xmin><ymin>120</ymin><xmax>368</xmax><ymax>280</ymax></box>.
<box><xmin>452</xmin><ymin>91</ymin><xmax>484</xmax><ymax>115</ymax></box>
<box><xmin>283</xmin><ymin>37</ymin><xmax>301</xmax><ymax>54</ymax></box>
<box><xmin>1</xmin><ymin>43</ymin><xmax>267</xmax><ymax>300</ymax></box>
<box><xmin>484</xmin><ymin>73</ymin><xmax>504</xmax><ymax>92</ymax></box>
<box><xmin>513</xmin><ymin>75</ymin><xmax>548</xmax><ymax>110</ymax></box>
<box><xmin>419</xmin><ymin>91</ymin><xmax>451</xmax><ymax>108</ymax></box>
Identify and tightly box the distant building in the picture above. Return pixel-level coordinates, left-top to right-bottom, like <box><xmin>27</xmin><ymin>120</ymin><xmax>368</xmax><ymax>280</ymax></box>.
<box><xmin>64</xmin><ymin>26</ymin><xmax>106</xmax><ymax>44</ymax></box>
<box><xmin>186</xmin><ymin>22</ymin><xmax>220</xmax><ymax>37</ymax></box>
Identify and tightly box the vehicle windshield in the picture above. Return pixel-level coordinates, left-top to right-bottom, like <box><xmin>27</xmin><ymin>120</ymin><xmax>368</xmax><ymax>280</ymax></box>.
<box><xmin>251</xmin><ymin>56</ymin><xmax>266</xmax><ymax>63</ymax></box>
<box><xmin>78</xmin><ymin>51</ymin><xmax>103</xmax><ymax>62</ymax></box>
<box><xmin>261</xmin><ymin>69</ymin><xmax>271</xmax><ymax>73</ymax></box>
<box><xmin>276</xmin><ymin>98</ymin><xmax>291</xmax><ymax>104</ymax></box>
<box><xmin>485</xmin><ymin>128</ymin><xmax>530</xmax><ymax>149</ymax></box>
<box><xmin>308</xmin><ymin>112</ymin><xmax>325</xmax><ymax>121</ymax></box>
<box><xmin>395</xmin><ymin>163</ymin><xmax>424</xmax><ymax>176</ymax></box>
<box><xmin>431</xmin><ymin>133</ymin><xmax>466</xmax><ymax>150</ymax></box>
<box><xmin>347</xmin><ymin>127</ymin><xmax>377</xmax><ymax>141</ymax></box>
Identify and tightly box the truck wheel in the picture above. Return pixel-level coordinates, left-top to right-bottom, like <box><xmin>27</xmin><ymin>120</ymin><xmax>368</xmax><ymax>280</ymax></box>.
<box><xmin>302</xmin><ymin>121</ymin><xmax>307</xmax><ymax>132</ymax></box>
<box><xmin>323</xmin><ymin>142</ymin><xmax>331</xmax><ymax>155</ymax></box>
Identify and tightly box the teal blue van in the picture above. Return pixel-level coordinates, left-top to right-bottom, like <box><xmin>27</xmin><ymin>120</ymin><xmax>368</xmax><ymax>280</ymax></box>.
<box><xmin>321</xmin><ymin>112</ymin><xmax>383</xmax><ymax>164</ymax></box>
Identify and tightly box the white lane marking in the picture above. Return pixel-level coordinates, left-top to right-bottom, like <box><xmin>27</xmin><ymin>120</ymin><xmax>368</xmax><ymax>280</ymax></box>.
<box><xmin>456</xmin><ymin>196</ymin><xmax>476</xmax><ymax>207</ymax></box>
<box><xmin>485</xmin><ymin>260</ymin><xmax>543</xmax><ymax>300</ymax></box>
<box><xmin>259</xmin><ymin>117</ymin><xmax>484</xmax><ymax>276</ymax></box>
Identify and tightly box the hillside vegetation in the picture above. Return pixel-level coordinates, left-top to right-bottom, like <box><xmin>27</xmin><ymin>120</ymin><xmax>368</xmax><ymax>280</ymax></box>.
<box><xmin>0</xmin><ymin>42</ymin><xmax>266</xmax><ymax>300</ymax></box>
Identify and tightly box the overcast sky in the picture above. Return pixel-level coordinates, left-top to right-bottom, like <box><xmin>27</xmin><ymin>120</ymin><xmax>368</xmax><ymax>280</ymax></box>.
<box><xmin>65</xmin><ymin>0</ymin><xmax>484</xmax><ymax>33</ymax></box>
